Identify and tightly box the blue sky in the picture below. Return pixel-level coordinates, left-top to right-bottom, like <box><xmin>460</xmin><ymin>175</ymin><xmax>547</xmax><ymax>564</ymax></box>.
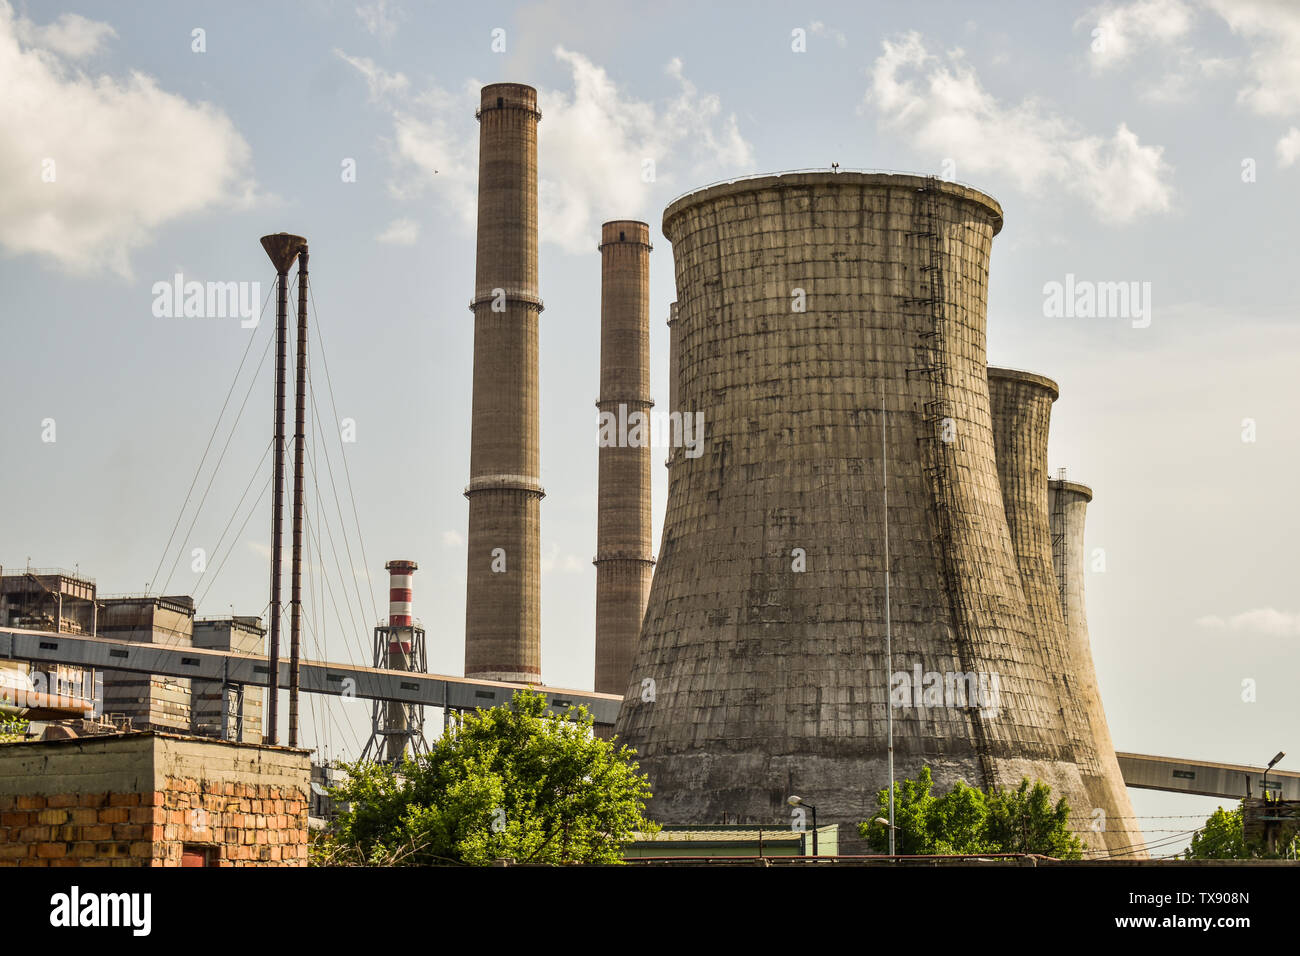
<box><xmin>2</xmin><ymin>0</ymin><xmax>1298</xmax><ymax>855</ymax></box>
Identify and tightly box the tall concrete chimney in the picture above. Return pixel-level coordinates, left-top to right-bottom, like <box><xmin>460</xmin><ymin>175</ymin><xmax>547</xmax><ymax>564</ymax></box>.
<box><xmin>594</xmin><ymin>220</ymin><xmax>655</xmax><ymax>694</ymax></box>
<box><xmin>464</xmin><ymin>83</ymin><xmax>544</xmax><ymax>682</ymax></box>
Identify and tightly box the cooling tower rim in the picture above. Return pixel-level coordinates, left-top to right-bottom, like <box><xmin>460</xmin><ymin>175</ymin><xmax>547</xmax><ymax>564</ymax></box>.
<box><xmin>987</xmin><ymin>365</ymin><xmax>1060</xmax><ymax>400</ymax></box>
<box><xmin>663</xmin><ymin>170</ymin><xmax>1003</xmax><ymax>237</ymax></box>
<box><xmin>1049</xmin><ymin>478</ymin><xmax>1094</xmax><ymax>501</ymax></box>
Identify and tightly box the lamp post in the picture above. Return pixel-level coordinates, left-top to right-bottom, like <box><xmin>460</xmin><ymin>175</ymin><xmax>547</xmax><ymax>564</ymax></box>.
<box><xmin>1264</xmin><ymin>751</ymin><xmax>1286</xmax><ymax>800</ymax></box>
<box><xmin>788</xmin><ymin>795</ymin><xmax>819</xmax><ymax>857</ymax></box>
<box><xmin>881</xmin><ymin>399</ymin><xmax>895</xmax><ymax>857</ymax></box>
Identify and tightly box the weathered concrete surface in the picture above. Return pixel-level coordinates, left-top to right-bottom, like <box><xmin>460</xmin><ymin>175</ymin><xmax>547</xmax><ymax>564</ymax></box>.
<box><xmin>464</xmin><ymin>83</ymin><xmax>544</xmax><ymax>683</ymax></box>
<box><xmin>99</xmin><ymin>596</ymin><xmax>195</xmax><ymax>732</ymax></box>
<box><xmin>988</xmin><ymin>368</ymin><xmax>1142</xmax><ymax>857</ymax></box>
<box><xmin>1049</xmin><ymin>479</ymin><xmax>1143</xmax><ymax>856</ymax></box>
<box><xmin>594</xmin><ymin>221</ymin><xmax>655</xmax><ymax>695</ymax></box>
<box><xmin>616</xmin><ymin>172</ymin><xmax>1094</xmax><ymax>846</ymax></box>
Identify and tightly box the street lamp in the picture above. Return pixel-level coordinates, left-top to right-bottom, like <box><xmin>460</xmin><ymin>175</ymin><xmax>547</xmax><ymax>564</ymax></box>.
<box><xmin>788</xmin><ymin>795</ymin><xmax>819</xmax><ymax>857</ymax></box>
<box><xmin>1263</xmin><ymin>751</ymin><xmax>1286</xmax><ymax>800</ymax></box>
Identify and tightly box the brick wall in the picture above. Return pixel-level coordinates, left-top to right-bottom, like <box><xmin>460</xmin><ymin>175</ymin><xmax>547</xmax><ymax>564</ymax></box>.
<box><xmin>0</xmin><ymin>732</ymin><xmax>309</xmax><ymax>866</ymax></box>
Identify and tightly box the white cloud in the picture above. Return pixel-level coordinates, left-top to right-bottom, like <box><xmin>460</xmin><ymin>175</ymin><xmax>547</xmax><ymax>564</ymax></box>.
<box><xmin>12</xmin><ymin>10</ymin><xmax>115</xmax><ymax>58</ymax></box>
<box><xmin>338</xmin><ymin>46</ymin><xmax>755</xmax><ymax>253</ymax></box>
<box><xmin>376</xmin><ymin>217</ymin><xmax>419</xmax><ymax>244</ymax></box>
<box><xmin>355</xmin><ymin>1</ymin><xmax>401</xmax><ymax>40</ymax></box>
<box><xmin>540</xmin><ymin>543</ymin><xmax>585</xmax><ymax>574</ymax></box>
<box><xmin>441</xmin><ymin>530</ymin><xmax>463</xmax><ymax>547</ymax></box>
<box><xmin>335</xmin><ymin>50</ymin><xmax>409</xmax><ymax>100</ymax></box>
<box><xmin>1079</xmin><ymin>0</ymin><xmax>1195</xmax><ymax>70</ymax></box>
<box><xmin>809</xmin><ymin>21</ymin><xmax>848</xmax><ymax>48</ymax></box>
<box><xmin>1196</xmin><ymin>608</ymin><xmax>1300</xmax><ymax>635</ymax></box>
<box><xmin>1277</xmin><ymin>127</ymin><xmax>1300</xmax><ymax>167</ymax></box>
<box><xmin>0</xmin><ymin>2</ymin><xmax>256</xmax><ymax>277</ymax></box>
<box><xmin>1205</xmin><ymin>0</ymin><xmax>1300</xmax><ymax>117</ymax></box>
<box><xmin>864</xmin><ymin>32</ymin><xmax>1173</xmax><ymax>223</ymax></box>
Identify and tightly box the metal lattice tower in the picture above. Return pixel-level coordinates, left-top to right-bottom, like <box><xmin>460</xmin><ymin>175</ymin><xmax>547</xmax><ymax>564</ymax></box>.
<box><xmin>361</xmin><ymin>560</ymin><xmax>429</xmax><ymax>764</ymax></box>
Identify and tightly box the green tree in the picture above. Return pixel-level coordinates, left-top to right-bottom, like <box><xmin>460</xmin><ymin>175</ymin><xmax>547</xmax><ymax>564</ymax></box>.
<box><xmin>1185</xmin><ymin>802</ymin><xmax>1299</xmax><ymax>860</ymax></box>
<box><xmin>984</xmin><ymin>777</ymin><xmax>1083</xmax><ymax>858</ymax></box>
<box><xmin>859</xmin><ymin>767</ymin><xmax>1083</xmax><ymax>859</ymax></box>
<box><xmin>0</xmin><ymin>715</ymin><xmax>29</xmax><ymax>743</ymax></box>
<box><xmin>318</xmin><ymin>689</ymin><xmax>655</xmax><ymax>866</ymax></box>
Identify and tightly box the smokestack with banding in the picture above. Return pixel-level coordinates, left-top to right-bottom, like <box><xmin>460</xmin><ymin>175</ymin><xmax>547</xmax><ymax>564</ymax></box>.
<box><xmin>594</xmin><ymin>220</ymin><xmax>655</xmax><ymax>695</ymax></box>
<box><xmin>463</xmin><ymin>83</ymin><xmax>544</xmax><ymax>682</ymax></box>
<box><xmin>386</xmin><ymin>559</ymin><xmax>416</xmax><ymax>640</ymax></box>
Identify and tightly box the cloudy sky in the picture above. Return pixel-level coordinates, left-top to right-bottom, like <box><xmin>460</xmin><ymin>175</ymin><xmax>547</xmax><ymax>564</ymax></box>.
<box><xmin>2</xmin><ymin>0</ymin><xmax>1297</xmax><ymax>855</ymax></box>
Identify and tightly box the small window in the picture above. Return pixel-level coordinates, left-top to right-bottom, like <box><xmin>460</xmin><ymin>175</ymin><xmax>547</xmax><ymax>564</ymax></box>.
<box><xmin>619</xmin><ymin>231</ymin><xmax>625</xmax><ymax>241</ymax></box>
<box><xmin>497</xmin><ymin>96</ymin><xmax>504</xmax><ymax>108</ymax></box>
<box><xmin>182</xmin><ymin>845</ymin><xmax>216</xmax><ymax>867</ymax></box>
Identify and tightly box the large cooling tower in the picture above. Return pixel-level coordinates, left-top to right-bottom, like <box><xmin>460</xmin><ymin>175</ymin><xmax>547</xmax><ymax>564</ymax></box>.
<box><xmin>615</xmin><ymin>172</ymin><xmax>1095</xmax><ymax>843</ymax></box>
<box><xmin>1049</xmin><ymin>477</ymin><xmax>1143</xmax><ymax>857</ymax></box>
<box><xmin>594</xmin><ymin>221</ymin><xmax>655</xmax><ymax>694</ymax></box>
<box><xmin>988</xmin><ymin>368</ymin><xmax>1142</xmax><ymax>857</ymax></box>
<box><xmin>464</xmin><ymin>83</ymin><xmax>544</xmax><ymax>682</ymax></box>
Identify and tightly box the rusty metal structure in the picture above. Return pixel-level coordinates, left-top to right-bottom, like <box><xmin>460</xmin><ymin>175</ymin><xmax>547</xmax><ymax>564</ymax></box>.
<box><xmin>463</xmin><ymin>83</ymin><xmax>545</xmax><ymax>683</ymax></box>
<box><xmin>259</xmin><ymin>232</ymin><xmax>308</xmax><ymax>744</ymax></box>
<box><xmin>361</xmin><ymin>559</ymin><xmax>429</xmax><ymax>763</ymax></box>
<box><xmin>594</xmin><ymin>220</ymin><xmax>655</xmax><ymax>694</ymax></box>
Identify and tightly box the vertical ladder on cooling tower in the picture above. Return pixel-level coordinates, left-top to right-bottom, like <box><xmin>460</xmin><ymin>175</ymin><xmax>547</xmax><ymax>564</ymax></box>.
<box><xmin>906</xmin><ymin>179</ymin><xmax>996</xmax><ymax>790</ymax></box>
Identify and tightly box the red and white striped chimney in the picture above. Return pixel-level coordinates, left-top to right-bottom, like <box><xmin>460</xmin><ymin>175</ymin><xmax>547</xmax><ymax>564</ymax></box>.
<box><xmin>385</xmin><ymin>559</ymin><xmax>417</xmax><ymax>654</ymax></box>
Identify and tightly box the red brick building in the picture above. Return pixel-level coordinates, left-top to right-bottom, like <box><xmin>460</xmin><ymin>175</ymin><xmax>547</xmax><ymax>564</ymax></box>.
<box><xmin>0</xmin><ymin>732</ymin><xmax>310</xmax><ymax>866</ymax></box>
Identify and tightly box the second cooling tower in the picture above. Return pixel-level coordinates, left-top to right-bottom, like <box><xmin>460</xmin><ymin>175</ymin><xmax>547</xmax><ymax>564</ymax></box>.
<box><xmin>614</xmin><ymin>172</ymin><xmax>1096</xmax><ymax>842</ymax></box>
<box><xmin>987</xmin><ymin>367</ymin><xmax>1143</xmax><ymax>857</ymax></box>
<box><xmin>464</xmin><ymin>83</ymin><xmax>543</xmax><ymax>682</ymax></box>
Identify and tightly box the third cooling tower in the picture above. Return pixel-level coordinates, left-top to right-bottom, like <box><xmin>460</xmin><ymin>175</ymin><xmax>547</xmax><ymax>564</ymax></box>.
<box><xmin>987</xmin><ymin>367</ymin><xmax>1143</xmax><ymax>857</ymax></box>
<box><xmin>464</xmin><ymin>83</ymin><xmax>543</xmax><ymax>682</ymax></box>
<box><xmin>614</xmin><ymin>172</ymin><xmax>1096</xmax><ymax>844</ymax></box>
<box><xmin>1049</xmin><ymin>476</ymin><xmax>1143</xmax><ymax>856</ymax></box>
<box><xmin>594</xmin><ymin>221</ymin><xmax>655</xmax><ymax>694</ymax></box>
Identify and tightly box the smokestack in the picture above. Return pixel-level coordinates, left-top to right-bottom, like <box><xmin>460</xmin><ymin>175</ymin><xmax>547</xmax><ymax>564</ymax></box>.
<box><xmin>463</xmin><ymin>83</ymin><xmax>544</xmax><ymax>683</ymax></box>
<box><xmin>594</xmin><ymin>220</ymin><xmax>655</xmax><ymax>695</ymax></box>
<box><xmin>384</xmin><ymin>559</ymin><xmax>417</xmax><ymax>762</ymax></box>
<box><xmin>387</xmin><ymin>559</ymin><xmax>417</xmax><ymax>631</ymax></box>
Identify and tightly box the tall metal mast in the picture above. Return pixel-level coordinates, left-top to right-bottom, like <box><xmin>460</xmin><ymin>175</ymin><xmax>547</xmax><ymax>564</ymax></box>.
<box><xmin>290</xmin><ymin>245</ymin><xmax>309</xmax><ymax>747</ymax></box>
<box><xmin>259</xmin><ymin>233</ymin><xmax>307</xmax><ymax>747</ymax></box>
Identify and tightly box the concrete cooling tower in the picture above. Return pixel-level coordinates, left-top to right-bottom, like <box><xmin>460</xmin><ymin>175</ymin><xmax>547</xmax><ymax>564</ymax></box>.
<box><xmin>614</xmin><ymin>171</ymin><xmax>1109</xmax><ymax>851</ymax></box>
<box><xmin>988</xmin><ymin>368</ymin><xmax>1143</xmax><ymax>857</ymax></box>
<box><xmin>1048</xmin><ymin>477</ymin><xmax>1142</xmax><ymax>856</ymax></box>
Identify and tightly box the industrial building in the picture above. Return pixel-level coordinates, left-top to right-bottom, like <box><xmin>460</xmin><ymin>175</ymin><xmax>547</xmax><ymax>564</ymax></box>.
<box><xmin>1</xmin><ymin>81</ymin><xmax>1173</xmax><ymax>864</ymax></box>
<box><xmin>98</xmin><ymin>595</ymin><xmax>196</xmax><ymax>732</ymax></box>
<box><xmin>191</xmin><ymin>617</ymin><xmax>265</xmax><ymax>744</ymax></box>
